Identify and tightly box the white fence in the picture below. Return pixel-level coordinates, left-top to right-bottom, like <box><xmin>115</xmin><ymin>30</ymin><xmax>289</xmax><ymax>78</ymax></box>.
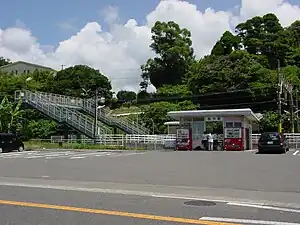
<box><xmin>51</xmin><ymin>134</ymin><xmax>176</xmax><ymax>144</ymax></box>
<box><xmin>48</xmin><ymin>133</ymin><xmax>300</xmax><ymax>149</ymax></box>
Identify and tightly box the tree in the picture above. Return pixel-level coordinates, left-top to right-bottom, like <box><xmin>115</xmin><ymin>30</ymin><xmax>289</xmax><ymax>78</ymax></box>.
<box><xmin>186</xmin><ymin>50</ymin><xmax>276</xmax><ymax>94</ymax></box>
<box><xmin>140</xmin><ymin>21</ymin><xmax>195</xmax><ymax>89</ymax></box>
<box><xmin>141</xmin><ymin>101</ymin><xmax>196</xmax><ymax>134</ymax></box>
<box><xmin>156</xmin><ymin>84</ymin><xmax>191</xmax><ymax>98</ymax></box>
<box><xmin>211</xmin><ymin>31</ymin><xmax>241</xmax><ymax>56</ymax></box>
<box><xmin>51</xmin><ymin>65</ymin><xmax>112</xmax><ymax>99</ymax></box>
<box><xmin>0</xmin><ymin>57</ymin><xmax>11</xmax><ymax>67</ymax></box>
<box><xmin>25</xmin><ymin>120</ymin><xmax>57</xmax><ymax>139</ymax></box>
<box><xmin>0</xmin><ymin>96</ymin><xmax>23</xmax><ymax>133</ymax></box>
<box><xmin>235</xmin><ymin>13</ymin><xmax>296</xmax><ymax>69</ymax></box>
<box><xmin>259</xmin><ymin>111</ymin><xmax>279</xmax><ymax>132</ymax></box>
<box><xmin>116</xmin><ymin>90</ymin><xmax>136</xmax><ymax>103</ymax></box>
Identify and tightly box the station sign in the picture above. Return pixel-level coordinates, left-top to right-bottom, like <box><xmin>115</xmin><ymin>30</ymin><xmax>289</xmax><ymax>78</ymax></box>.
<box><xmin>204</xmin><ymin>116</ymin><xmax>223</xmax><ymax>122</ymax></box>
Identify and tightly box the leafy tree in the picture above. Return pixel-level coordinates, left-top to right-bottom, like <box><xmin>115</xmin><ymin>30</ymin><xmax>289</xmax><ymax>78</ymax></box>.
<box><xmin>116</xmin><ymin>90</ymin><xmax>136</xmax><ymax>102</ymax></box>
<box><xmin>211</xmin><ymin>31</ymin><xmax>241</xmax><ymax>56</ymax></box>
<box><xmin>51</xmin><ymin>65</ymin><xmax>112</xmax><ymax>99</ymax></box>
<box><xmin>25</xmin><ymin>120</ymin><xmax>57</xmax><ymax>139</ymax></box>
<box><xmin>187</xmin><ymin>50</ymin><xmax>276</xmax><ymax>94</ymax></box>
<box><xmin>141</xmin><ymin>101</ymin><xmax>196</xmax><ymax>134</ymax></box>
<box><xmin>137</xmin><ymin>91</ymin><xmax>153</xmax><ymax>101</ymax></box>
<box><xmin>156</xmin><ymin>84</ymin><xmax>191</xmax><ymax>98</ymax></box>
<box><xmin>235</xmin><ymin>13</ymin><xmax>295</xmax><ymax>69</ymax></box>
<box><xmin>140</xmin><ymin>21</ymin><xmax>195</xmax><ymax>90</ymax></box>
<box><xmin>259</xmin><ymin>111</ymin><xmax>279</xmax><ymax>132</ymax></box>
<box><xmin>0</xmin><ymin>57</ymin><xmax>11</xmax><ymax>67</ymax></box>
<box><xmin>0</xmin><ymin>96</ymin><xmax>23</xmax><ymax>133</ymax></box>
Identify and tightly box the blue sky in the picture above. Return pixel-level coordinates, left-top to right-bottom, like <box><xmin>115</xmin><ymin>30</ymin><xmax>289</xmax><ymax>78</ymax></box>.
<box><xmin>0</xmin><ymin>0</ymin><xmax>298</xmax><ymax>46</ymax></box>
<box><xmin>0</xmin><ymin>0</ymin><xmax>240</xmax><ymax>46</ymax></box>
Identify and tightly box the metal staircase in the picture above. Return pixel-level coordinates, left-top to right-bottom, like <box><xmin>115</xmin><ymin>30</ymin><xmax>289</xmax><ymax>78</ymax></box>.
<box><xmin>18</xmin><ymin>90</ymin><xmax>150</xmax><ymax>134</ymax></box>
<box><xmin>15</xmin><ymin>90</ymin><xmax>112</xmax><ymax>139</ymax></box>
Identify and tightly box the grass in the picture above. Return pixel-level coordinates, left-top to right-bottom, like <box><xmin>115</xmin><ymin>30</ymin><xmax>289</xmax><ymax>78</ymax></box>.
<box><xmin>24</xmin><ymin>141</ymin><xmax>145</xmax><ymax>151</ymax></box>
<box><xmin>111</xmin><ymin>106</ymin><xmax>143</xmax><ymax>114</ymax></box>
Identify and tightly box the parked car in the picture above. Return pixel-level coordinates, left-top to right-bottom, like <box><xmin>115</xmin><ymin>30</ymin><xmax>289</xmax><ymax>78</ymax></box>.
<box><xmin>0</xmin><ymin>133</ymin><xmax>24</xmax><ymax>153</ymax></box>
<box><xmin>258</xmin><ymin>132</ymin><xmax>289</xmax><ymax>154</ymax></box>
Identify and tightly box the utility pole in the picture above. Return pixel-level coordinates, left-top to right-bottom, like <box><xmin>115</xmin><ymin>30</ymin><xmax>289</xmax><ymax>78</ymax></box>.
<box><xmin>93</xmin><ymin>89</ymin><xmax>98</xmax><ymax>144</ymax></box>
<box><xmin>296</xmin><ymin>89</ymin><xmax>299</xmax><ymax>132</ymax></box>
<box><xmin>277</xmin><ymin>59</ymin><xmax>282</xmax><ymax>133</ymax></box>
<box><xmin>289</xmin><ymin>86</ymin><xmax>294</xmax><ymax>133</ymax></box>
<box><xmin>61</xmin><ymin>64</ymin><xmax>66</xmax><ymax>70</ymax></box>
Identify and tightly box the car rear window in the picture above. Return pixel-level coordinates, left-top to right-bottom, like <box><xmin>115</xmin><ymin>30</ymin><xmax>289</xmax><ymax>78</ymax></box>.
<box><xmin>260</xmin><ymin>133</ymin><xmax>280</xmax><ymax>141</ymax></box>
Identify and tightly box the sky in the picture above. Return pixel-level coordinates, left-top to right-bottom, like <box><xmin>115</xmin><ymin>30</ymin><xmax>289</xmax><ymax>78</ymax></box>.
<box><xmin>0</xmin><ymin>0</ymin><xmax>300</xmax><ymax>92</ymax></box>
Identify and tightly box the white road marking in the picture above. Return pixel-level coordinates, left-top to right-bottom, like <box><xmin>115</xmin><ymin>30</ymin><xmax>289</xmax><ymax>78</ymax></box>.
<box><xmin>0</xmin><ymin>151</ymin><xmax>143</xmax><ymax>160</ymax></box>
<box><xmin>227</xmin><ymin>202</ymin><xmax>300</xmax><ymax>213</ymax></box>
<box><xmin>293</xmin><ymin>150</ymin><xmax>299</xmax><ymax>155</ymax></box>
<box><xmin>25</xmin><ymin>153</ymin><xmax>69</xmax><ymax>159</ymax></box>
<box><xmin>108</xmin><ymin>152</ymin><xmax>146</xmax><ymax>157</ymax></box>
<box><xmin>200</xmin><ymin>217</ymin><xmax>300</xmax><ymax>225</ymax></box>
<box><xmin>70</xmin><ymin>156</ymin><xmax>86</xmax><ymax>159</ymax></box>
<box><xmin>0</xmin><ymin>181</ymin><xmax>299</xmax><ymax>210</ymax></box>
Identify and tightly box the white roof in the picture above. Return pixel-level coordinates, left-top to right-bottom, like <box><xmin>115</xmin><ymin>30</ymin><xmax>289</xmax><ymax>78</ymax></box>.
<box><xmin>168</xmin><ymin>108</ymin><xmax>259</xmax><ymax>122</ymax></box>
<box><xmin>164</xmin><ymin>121</ymin><xmax>180</xmax><ymax>125</ymax></box>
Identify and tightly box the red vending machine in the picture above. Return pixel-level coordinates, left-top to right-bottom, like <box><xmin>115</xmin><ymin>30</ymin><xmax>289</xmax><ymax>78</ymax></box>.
<box><xmin>175</xmin><ymin>127</ymin><xmax>192</xmax><ymax>151</ymax></box>
<box><xmin>223</xmin><ymin>127</ymin><xmax>244</xmax><ymax>151</ymax></box>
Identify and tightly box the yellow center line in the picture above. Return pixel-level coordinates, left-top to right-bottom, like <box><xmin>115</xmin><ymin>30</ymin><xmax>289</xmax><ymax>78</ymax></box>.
<box><xmin>0</xmin><ymin>199</ymin><xmax>241</xmax><ymax>225</ymax></box>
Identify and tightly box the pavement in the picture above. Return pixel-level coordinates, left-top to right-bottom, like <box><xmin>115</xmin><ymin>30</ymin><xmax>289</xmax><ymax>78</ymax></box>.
<box><xmin>0</xmin><ymin>149</ymin><xmax>299</xmax><ymax>224</ymax></box>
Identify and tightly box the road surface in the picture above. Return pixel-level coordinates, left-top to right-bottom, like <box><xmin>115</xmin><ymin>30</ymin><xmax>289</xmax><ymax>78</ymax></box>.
<box><xmin>0</xmin><ymin>149</ymin><xmax>299</xmax><ymax>224</ymax></box>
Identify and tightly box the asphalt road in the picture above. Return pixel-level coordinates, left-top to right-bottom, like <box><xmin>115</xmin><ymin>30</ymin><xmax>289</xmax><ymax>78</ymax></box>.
<box><xmin>0</xmin><ymin>149</ymin><xmax>299</xmax><ymax>224</ymax></box>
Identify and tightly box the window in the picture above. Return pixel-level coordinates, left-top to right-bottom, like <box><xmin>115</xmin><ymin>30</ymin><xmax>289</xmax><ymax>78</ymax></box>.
<box><xmin>260</xmin><ymin>133</ymin><xmax>280</xmax><ymax>141</ymax></box>
<box><xmin>234</xmin><ymin>122</ymin><xmax>242</xmax><ymax>127</ymax></box>
<box><xmin>225</xmin><ymin>122</ymin><xmax>233</xmax><ymax>128</ymax></box>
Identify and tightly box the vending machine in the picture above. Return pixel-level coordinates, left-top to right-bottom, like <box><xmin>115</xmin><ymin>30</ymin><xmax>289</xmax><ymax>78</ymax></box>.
<box><xmin>175</xmin><ymin>127</ymin><xmax>192</xmax><ymax>151</ymax></box>
<box><xmin>223</xmin><ymin>127</ymin><xmax>244</xmax><ymax>151</ymax></box>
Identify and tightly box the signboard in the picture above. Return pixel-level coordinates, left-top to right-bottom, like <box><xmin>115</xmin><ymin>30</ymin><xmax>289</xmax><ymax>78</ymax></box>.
<box><xmin>205</xmin><ymin>116</ymin><xmax>223</xmax><ymax>122</ymax></box>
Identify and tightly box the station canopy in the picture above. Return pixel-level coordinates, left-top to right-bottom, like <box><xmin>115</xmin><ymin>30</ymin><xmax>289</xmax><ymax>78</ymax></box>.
<box><xmin>167</xmin><ymin>108</ymin><xmax>259</xmax><ymax>122</ymax></box>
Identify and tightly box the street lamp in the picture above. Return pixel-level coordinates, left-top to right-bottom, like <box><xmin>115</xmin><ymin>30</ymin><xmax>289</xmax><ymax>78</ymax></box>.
<box><xmin>81</xmin><ymin>88</ymin><xmax>105</xmax><ymax>143</ymax></box>
<box><xmin>93</xmin><ymin>90</ymin><xmax>105</xmax><ymax>144</ymax></box>
<box><xmin>150</xmin><ymin>118</ymin><xmax>155</xmax><ymax>135</ymax></box>
<box><xmin>25</xmin><ymin>77</ymin><xmax>32</xmax><ymax>90</ymax></box>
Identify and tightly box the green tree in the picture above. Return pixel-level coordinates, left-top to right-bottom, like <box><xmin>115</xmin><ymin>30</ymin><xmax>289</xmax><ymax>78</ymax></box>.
<box><xmin>141</xmin><ymin>101</ymin><xmax>196</xmax><ymax>134</ymax></box>
<box><xmin>156</xmin><ymin>84</ymin><xmax>191</xmax><ymax>98</ymax></box>
<box><xmin>0</xmin><ymin>57</ymin><xmax>11</xmax><ymax>67</ymax></box>
<box><xmin>187</xmin><ymin>50</ymin><xmax>276</xmax><ymax>94</ymax></box>
<box><xmin>235</xmin><ymin>13</ymin><xmax>295</xmax><ymax>69</ymax></box>
<box><xmin>211</xmin><ymin>31</ymin><xmax>241</xmax><ymax>56</ymax></box>
<box><xmin>259</xmin><ymin>111</ymin><xmax>279</xmax><ymax>132</ymax></box>
<box><xmin>116</xmin><ymin>90</ymin><xmax>136</xmax><ymax>102</ymax></box>
<box><xmin>0</xmin><ymin>96</ymin><xmax>23</xmax><ymax>133</ymax></box>
<box><xmin>140</xmin><ymin>21</ymin><xmax>195</xmax><ymax>90</ymax></box>
<box><xmin>51</xmin><ymin>65</ymin><xmax>112</xmax><ymax>99</ymax></box>
<box><xmin>25</xmin><ymin>120</ymin><xmax>57</xmax><ymax>139</ymax></box>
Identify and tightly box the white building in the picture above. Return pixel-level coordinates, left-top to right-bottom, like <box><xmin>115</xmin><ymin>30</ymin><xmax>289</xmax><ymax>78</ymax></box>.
<box><xmin>0</xmin><ymin>61</ymin><xmax>56</xmax><ymax>75</ymax></box>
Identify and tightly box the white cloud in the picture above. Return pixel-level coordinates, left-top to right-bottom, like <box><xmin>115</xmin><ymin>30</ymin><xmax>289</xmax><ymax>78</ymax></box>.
<box><xmin>0</xmin><ymin>0</ymin><xmax>299</xmax><ymax>92</ymax></box>
<box><xmin>101</xmin><ymin>5</ymin><xmax>119</xmax><ymax>24</ymax></box>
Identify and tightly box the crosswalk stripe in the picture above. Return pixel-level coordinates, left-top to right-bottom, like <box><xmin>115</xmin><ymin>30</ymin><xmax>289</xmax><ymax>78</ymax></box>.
<box><xmin>0</xmin><ymin>151</ymin><xmax>138</xmax><ymax>160</ymax></box>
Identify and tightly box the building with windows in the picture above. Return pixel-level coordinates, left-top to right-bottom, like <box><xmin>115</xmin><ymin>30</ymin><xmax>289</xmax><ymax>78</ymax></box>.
<box><xmin>167</xmin><ymin>108</ymin><xmax>260</xmax><ymax>150</ymax></box>
<box><xmin>0</xmin><ymin>61</ymin><xmax>56</xmax><ymax>75</ymax></box>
